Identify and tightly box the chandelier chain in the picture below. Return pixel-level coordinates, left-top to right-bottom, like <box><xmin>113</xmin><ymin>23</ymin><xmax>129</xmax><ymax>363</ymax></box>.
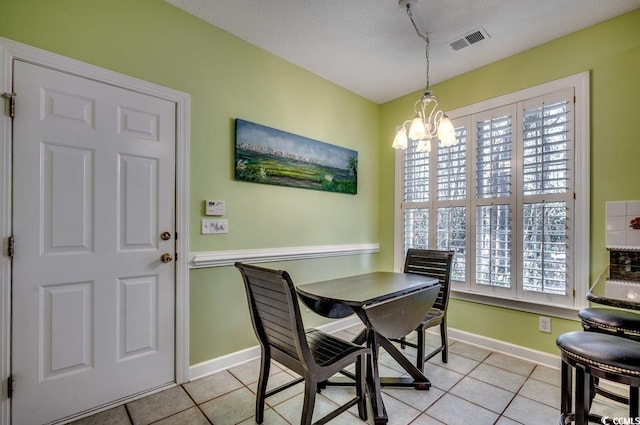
<box><xmin>405</xmin><ymin>3</ymin><xmax>430</xmax><ymax>91</ymax></box>
<box><xmin>393</xmin><ymin>0</ymin><xmax>457</xmax><ymax>151</ymax></box>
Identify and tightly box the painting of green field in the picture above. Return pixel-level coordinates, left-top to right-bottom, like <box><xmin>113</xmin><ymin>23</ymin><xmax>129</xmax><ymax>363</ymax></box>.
<box><xmin>235</xmin><ymin>119</ymin><xmax>358</xmax><ymax>194</ymax></box>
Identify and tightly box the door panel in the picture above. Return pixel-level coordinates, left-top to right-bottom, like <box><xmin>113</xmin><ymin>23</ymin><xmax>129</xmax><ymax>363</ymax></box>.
<box><xmin>118</xmin><ymin>275</ymin><xmax>158</xmax><ymax>359</ymax></box>
<box><xmin>11</xmin><ymin>60</ymin><xmax>176</xmax><ymax>425</ymax></box>
<box><xmin>42</xmin><ymin>281</ymin><xmax>93</xmax><ymax>380</ymax></box>
<box><xmin>43</xmin><ymin>143</ymin><xmax>94</xmax><ymax>253</ymax></box>
<box><xmin>119</xmin><ymin>155</ymin><xmax>158</xmax><ymax>250</ymax></box>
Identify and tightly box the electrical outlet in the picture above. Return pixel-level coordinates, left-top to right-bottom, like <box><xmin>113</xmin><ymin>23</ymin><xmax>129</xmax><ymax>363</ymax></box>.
<box><xmin>539</xmin><ymin>316</ymin><xmax>552</xmax><ymax>333</ymax></box>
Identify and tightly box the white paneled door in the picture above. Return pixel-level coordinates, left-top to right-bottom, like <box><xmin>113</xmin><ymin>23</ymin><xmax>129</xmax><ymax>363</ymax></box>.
<box><xmin>11</xmin><ymin>60</ymin><xmax>176</xmax><ymax>425</ymax></box>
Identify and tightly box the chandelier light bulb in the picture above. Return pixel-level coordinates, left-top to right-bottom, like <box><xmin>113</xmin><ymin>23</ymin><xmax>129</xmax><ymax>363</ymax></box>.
<box><xmin>392</xmin><ymin>126</ymin><xmax>408</xmax><ymax>149</ymax></box>
<box><xmin>416</xmin><ymin>138</ymin><xmax>431</xmax><ymax>153</ymax></box>
<box><xmin>437</xmin><ymin>115</ymin><xmax>457</xmax><ymax>147</ymax></box>
<box><xmin>408</xmin><ymin>116</ymin><xmax>426</xmax><ymax>140</ymax></box>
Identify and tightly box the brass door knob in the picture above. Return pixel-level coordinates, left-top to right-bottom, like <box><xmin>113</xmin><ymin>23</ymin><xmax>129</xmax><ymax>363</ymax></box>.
<box><xmin>160</xmin><ymin>253</ymin><xmax>173</xmax><ymax>263</ymax></box>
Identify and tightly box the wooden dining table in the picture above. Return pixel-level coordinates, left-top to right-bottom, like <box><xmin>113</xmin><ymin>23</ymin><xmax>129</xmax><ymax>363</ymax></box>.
<box><xmin>296</xmin><ymin>271</ymin><xmax>440</xmax><ymax>425</ymax></box>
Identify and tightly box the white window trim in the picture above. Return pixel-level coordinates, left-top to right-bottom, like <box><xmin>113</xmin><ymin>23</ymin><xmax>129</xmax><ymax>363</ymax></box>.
<box><xmin>394</xmin><ymin>71</ymin><xmax>590</xmax><ymax>318</ymax></box>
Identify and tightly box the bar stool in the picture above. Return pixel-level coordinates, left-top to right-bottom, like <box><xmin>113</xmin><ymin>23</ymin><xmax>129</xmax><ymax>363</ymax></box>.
<box><xmin>556</xmin><ymin>331</ymin><xmax>640</xmax><ymax>425</ymax></box>
<box><xmin>579</xmin><ymin>307</ymin><xmax>640</xmax><ymax>405</ymax></box>
<box><xmin>579</xmin><ymin>307</ymin><xmax>640</xmax><ymax>341</ymax></box>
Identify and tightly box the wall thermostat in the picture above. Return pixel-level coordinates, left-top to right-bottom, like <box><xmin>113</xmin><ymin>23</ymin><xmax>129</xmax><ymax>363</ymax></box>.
<box><xmin>205</xmin><ymin>199</ymin><xmax>225</xmax><ymax>216</ymax></box>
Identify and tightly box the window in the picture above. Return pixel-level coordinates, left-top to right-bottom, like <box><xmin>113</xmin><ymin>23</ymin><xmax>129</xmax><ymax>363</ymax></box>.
<box><xmin>395</xmin><ymin>73</ymin><xmax>589</xmax><ymax>310</ymax></box>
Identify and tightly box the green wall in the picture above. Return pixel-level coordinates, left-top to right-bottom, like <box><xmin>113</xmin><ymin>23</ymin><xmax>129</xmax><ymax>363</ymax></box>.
<box><xmin>2</xmin><ymin>0</ymin><xmax>639</xmax><ymax>365</ymax></box>
<box><xmin>0</xmin><ymin>0</ymin><xmax>380</xmax><ymax>364</ymax></box>
<box><xmin>379</xmin><ymin>9</ymin><xmax>640</xmax><ymax>354</ymax></box>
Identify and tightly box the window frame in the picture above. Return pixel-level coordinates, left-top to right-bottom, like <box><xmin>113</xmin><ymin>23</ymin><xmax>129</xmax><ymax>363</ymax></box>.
<box><xmin>393</xmin><ymin>72</ymin><xmax>590</xmax><ymax>317</ymax></box>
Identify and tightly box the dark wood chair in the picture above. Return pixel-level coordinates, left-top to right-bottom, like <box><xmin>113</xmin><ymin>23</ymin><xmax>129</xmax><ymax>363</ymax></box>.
<box><xmin>395</xmin><ymin>249</ymin><xmax>454</xmax><ymax>371</ymax></box>
<box><xmin>235</xmin><ymin>262</ymin><xmax>369</xmax><ymax>425</ymax></box>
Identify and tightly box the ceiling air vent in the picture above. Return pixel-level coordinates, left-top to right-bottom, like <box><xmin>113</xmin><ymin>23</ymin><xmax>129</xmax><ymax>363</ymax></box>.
<box><xmin>449</xmin><ymin>27</ymin><xmax>490</xmax><ymax>51</ymax></box>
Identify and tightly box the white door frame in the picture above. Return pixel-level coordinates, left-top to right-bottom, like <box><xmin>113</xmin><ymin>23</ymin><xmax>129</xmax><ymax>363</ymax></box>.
<box><xmin>0</xmin><ymin>37</ymin><xmax>190</xmax><ymax>425</ymax></box>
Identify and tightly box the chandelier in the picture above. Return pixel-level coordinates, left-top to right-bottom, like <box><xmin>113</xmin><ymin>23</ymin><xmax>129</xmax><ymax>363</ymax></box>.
<box><xmin>392</xmin><ymin>0</ymin><xmax>457</xmax><ymax>152</ymax></box>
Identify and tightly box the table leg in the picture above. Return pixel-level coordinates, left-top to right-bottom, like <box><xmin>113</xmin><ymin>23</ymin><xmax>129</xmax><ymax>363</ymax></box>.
<box><xmin>376</xmin><ymin>332</ymin><xmax>431</xmax><ymax>390</ymax></box>
<box><xmin>366</xmin><ymin>329</ymin><xmax>388</xmax><ymax>424</ymax></box>
<box><xmin>351</xmin><ymin>328</ymin><xmax>367</xmax><ymax>346</ymax></box>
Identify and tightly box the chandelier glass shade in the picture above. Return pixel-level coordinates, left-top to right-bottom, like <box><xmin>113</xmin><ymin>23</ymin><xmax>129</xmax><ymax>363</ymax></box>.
<box><xmin>392</xmin><ymin>0</ymin><xmax>458</xmax><ymax>152</ymax></box>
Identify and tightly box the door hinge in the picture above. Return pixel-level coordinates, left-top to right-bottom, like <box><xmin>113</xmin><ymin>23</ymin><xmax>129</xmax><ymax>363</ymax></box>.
<box><xmin>2</xmin><ymin>93</ymin><xmax>15</xmax><ymax>118</ymax></box>
<box><xmin>7</xmin><ymin>375</ymin><xmax>13</xmax><ymax>398</ymax></box>
<box><xmin>7</xmin><ymin>236</ymin><xmax>14</xmax><ymax>258</ymax></box>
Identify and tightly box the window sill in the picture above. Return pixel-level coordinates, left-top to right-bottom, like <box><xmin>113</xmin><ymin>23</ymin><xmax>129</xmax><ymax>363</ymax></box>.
<box><xmin>451</xmin><ymin>289</ymin><xmax>584</xmax><ymax>321</ymax></box>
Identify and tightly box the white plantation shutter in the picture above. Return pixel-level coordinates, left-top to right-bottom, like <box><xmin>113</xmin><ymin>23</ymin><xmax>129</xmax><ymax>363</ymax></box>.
<box><xmin>404</xmin><ymin>140</ymin><xmax>429</xmax><ymax>203</ymax></box>
<box><xmin>397</xmin><ymin>74</ymin><xmax>585</xmax><ymax>308</ymax></box>
<box><xmin>438</xmin><ymin>128</ymin><xmax>466</xmax><ymax>201</ymax></box>
<box><xmin>475</xmin><ymin>204</ymin><xmax>511</xmax><ymax>287</ymax></box>
<box><xmin>522</xmin><ymin>100</ymin><xmax>570</xmax><ymax>195</ymax></box>
<box><xmin>473</xmin><ymin>107</ymin><xmax>514</xmax><ymax>291</ymax></box>
<box><xmin>522</xmin><ymin>202</ymin><xmax>567</xmax><ymax>294</ymax></box>
<box><xmin>437</xmin><ymin>206</ymin><xmax>466</xmax><ymax>281</ymax></box>
<box><xmin>476</xmin><ymin>114</ymin><xmax>511</xmax><ymax>199</ymax></box>
<box><xmin>402</xmin><ymin>138</ymin><xmax>430</xmax><ymax>253</ymax></box>
<box><xmin>404</xmin><ymin>208</ymin><xmax>429</xmax><ymax>253</ymax></box>
<box><xmin>520</xmin><ymin>93</ymin><xmax>573</xmax><ymax>297</ymax></box>
<box><xmin>436</xmin><ymin>126</ymin><xmax>467</xmax><ymax>281</ymax></box>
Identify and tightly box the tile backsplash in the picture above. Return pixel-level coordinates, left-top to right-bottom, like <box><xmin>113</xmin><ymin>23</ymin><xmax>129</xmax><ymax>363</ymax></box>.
<box><xmin>606</xmin><ymin>200</ymin><xmax>640</xmax><ymax>248</ymax></box>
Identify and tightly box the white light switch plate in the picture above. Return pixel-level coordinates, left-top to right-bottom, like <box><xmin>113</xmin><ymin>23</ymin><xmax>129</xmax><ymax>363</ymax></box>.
<box><xmin>201</xmin><ymin>218</ymin><xmax>228</xmax><ymax>234</ymax></box>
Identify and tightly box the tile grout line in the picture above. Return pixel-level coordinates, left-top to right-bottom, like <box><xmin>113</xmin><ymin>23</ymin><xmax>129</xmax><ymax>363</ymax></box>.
<box><xmin>73</xmin><ymin>328</ymin><xmax>581</xmax><ymax>424</ymax></box>
<box><xmin>123</xmin><ymin>403</ymin><xmax>135</xmax><ymax>425</ymax></box>
<box><xmin>181</xmin><ymin>384</ymin><xmax>216</xmax><ymax>425</ymax></box>
<box><xmin>227</xmin><ymin>369</ymin><xmax>301</xmax><ymax>422</ymax></box>
<box><xmin>386</xmin><ymin>345</ymin><xmax>548</xmax><ymax>424</ymax></box>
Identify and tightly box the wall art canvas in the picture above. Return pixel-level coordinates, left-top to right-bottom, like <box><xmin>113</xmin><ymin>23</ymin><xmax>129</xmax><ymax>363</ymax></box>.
<box><xmin>235</xmin><ymin>118</ymin><xmax>358</xmax><ymax>194</ymax></box>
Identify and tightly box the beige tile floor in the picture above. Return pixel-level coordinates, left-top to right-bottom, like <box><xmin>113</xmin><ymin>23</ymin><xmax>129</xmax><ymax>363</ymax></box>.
<box><xmin>69</xmin><ymin>325</ymin><xmax>629</xmax><ymax>425</ymax></box>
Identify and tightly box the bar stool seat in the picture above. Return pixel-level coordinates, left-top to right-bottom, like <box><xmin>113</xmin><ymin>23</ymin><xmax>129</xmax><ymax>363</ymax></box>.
<box><xmin>579</xmin><ymin>307</ymin><xmax>640</xmax><ymax>406</ymax></box>
<box><xmin>579</xmin><ymin>307</ymin><xmax>640</xmax><ymax>341</ymax></box>
<box><xmin>557</xmin><ymin>331</ymin><xmax>640</xmax><ymax>425</ymax></box>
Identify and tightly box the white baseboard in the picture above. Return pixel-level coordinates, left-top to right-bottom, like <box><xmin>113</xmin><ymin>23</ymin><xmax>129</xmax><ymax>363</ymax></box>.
<box><xmin>188</xmin><ymin>321</ymin><xmax>560</xmax><ymax>381</ymax></box>
<box><xmin>447</xmin><ymin>328</ymin><xmax>561</xmax><ymax>369</ymax></box>
<box><xmin>189</xmin><ymin>346</ymin><xmax>262</xmax><ymax>381</ymax></box>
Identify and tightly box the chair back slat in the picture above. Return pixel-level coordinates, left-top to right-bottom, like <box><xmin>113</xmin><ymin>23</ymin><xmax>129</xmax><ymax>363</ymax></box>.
<box><xmin>236</xmin><ymin>263</ymin><xmax>310</xmax><ymax>364</ymax></box>
<box><xmin>404</xmin><ymin>249</ymin><xmax>454</xmax><ymax>311</ymax></box>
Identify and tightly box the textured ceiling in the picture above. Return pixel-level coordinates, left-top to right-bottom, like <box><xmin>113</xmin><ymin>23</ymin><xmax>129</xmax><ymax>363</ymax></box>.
<box><xmin>164</xmin><ymin>0</ymin><xmax>640</xmax><ymax>104</ymax></box>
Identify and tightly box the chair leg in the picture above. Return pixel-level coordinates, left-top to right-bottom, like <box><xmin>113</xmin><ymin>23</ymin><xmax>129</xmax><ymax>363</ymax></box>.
<box><xmin>560</xmin><ymin>360</ymin><xmax>572</xmax><ymax>419</ymax></box>
<box><xmin>630</xmin><ymin>386</ymin><xmax>639</xmax><ymax>419</ymax></box>
<box><xmin>255</xmin><ymin>350</ymin><xmax>270</xmax><ymax>424</ymax></box>
<box><xmin>575</xmin><ymin>364</ymin><xmax>590</xmax><ymax>425</ymax></box>
<box><xmin>440</xmin><ymin>319</ymin><xmax>448</xmax><ymax>364</ymax></box>
<box><xmin>356</xmin><ymin>354</ymin><xmax>367</xmax><ymax>421</ymax></box>
<box><xmin>301</xmin><ymin>376</ymin><xmax>317</xmax><ymax>425</ymax></box>
<box><xmin>415</xmin><ymin>325</ymin><xmax>426</xmax><ymax>372</ymax></box>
